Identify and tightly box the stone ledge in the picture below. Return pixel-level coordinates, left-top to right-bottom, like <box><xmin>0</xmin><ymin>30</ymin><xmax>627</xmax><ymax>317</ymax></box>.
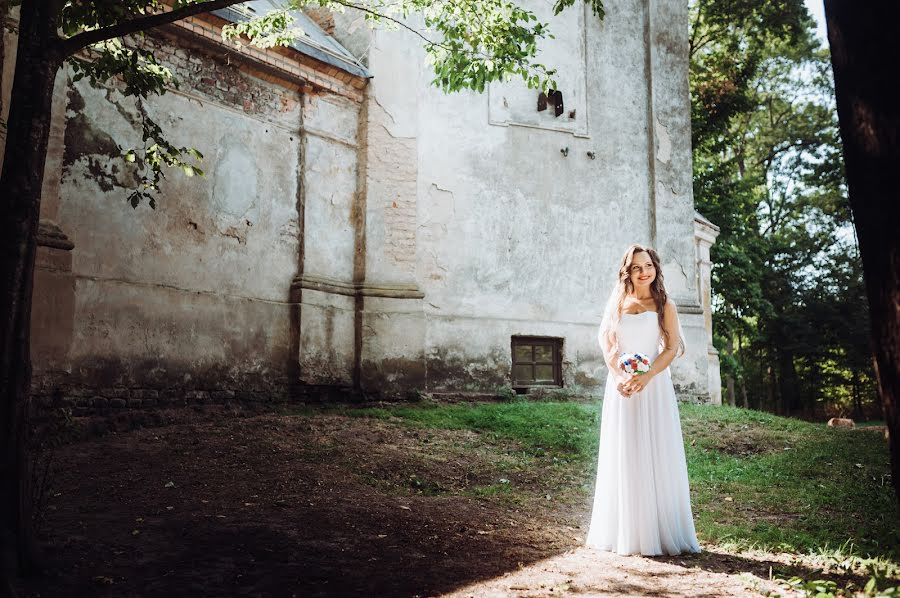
<box><xmin>36</xmin><ymin>220</ymin><xmax>74</xmax><ymax>251</ymax></box>
<box><xmin>293</xmin><ymin>273</ymin><xmax>425</xmax><ymax>299</ymax></box>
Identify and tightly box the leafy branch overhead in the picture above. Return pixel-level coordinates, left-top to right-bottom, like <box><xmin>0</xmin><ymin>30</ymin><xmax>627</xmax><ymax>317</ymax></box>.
<box><xmin>54</xmin><ymin>0</ymin><xmax>604</xmax><ymax>208</ymax></box>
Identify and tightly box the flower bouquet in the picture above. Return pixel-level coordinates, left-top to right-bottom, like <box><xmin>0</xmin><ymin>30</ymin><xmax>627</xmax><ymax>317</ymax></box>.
<box><xmin>619</xmin><ymin>352</ymin><xmax>651</xmax><ymax>376</ymax></box>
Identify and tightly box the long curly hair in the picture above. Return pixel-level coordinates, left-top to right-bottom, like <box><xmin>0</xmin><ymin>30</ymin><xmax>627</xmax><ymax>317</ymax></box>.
<box><xmin>603</xmin><ymin>244</ymin><xmax>683</xmax><ymax>357</ymax></box>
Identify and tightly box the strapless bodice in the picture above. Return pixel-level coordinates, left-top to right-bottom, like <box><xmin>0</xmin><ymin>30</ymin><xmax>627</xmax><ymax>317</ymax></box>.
<box><xmin>617</xmin><ymin>311</ymin><xmax>662</xmax><ymax>359</ymax></box>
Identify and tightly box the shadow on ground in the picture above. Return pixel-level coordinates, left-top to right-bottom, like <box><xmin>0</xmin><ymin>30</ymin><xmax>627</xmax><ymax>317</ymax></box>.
<box><xmin>19</xmin><ymin>408</ymin><xmax>580</xmax><ymax>597</ymax></box>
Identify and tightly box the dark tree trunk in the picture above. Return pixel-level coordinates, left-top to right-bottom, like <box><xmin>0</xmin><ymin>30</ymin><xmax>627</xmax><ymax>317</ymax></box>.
<box><xmin>824</xmin><ymin>0</ymin><xmax>900</xmax><ymax>503</ymax></box>
<box><xmin>778</xmin><ymin>349</ymin><xmax>798</xmax><ymax>416</ymax></box>
<box><xmin>852</xmin><ymin>371</ymin><xmax>863</xmax><ymax>421</ymax></box>
<box><xmin>0</xmin><ymin>0</ymin><xmax>6</xmax><ymax>126</ymax></box>
<box><xmin>0</xmin><ymin>0</ymin><xmax>64</xmax><ymax>586</ymax></box>
<box><xmin>725</xmin><ymin>335</ymin><xmax>736</xmax><ymax>407</ymax></box>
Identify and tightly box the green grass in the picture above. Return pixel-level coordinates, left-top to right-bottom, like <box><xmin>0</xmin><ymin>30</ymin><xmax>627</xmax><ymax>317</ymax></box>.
<box><xmin>679</xmin><ymin>404</ymin><xmax>898</xmax><ymax>561</ymax></box>
<box><xmin>292</xmin><ymin>399</ymin><xmax>898</xmax><ymax>563</ymax></box>
<box><xmin>289</xmin><ymin>400</ymin><xmax>600</xmax><ymax>461</ymax></box>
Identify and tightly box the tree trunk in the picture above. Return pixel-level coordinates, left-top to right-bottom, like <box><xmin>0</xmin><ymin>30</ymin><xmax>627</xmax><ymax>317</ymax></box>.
<box><xmin>852</xmin><ymin>371</ymin><xmax>863</xmax><ymax>421</ymax></box>
<box><xmin>824</xmin><ymin>0</ymin><xmax>900</xmax><ymax>503</ymax></box>
<box><xmin>736</xmin><ymin>329</ymin><xmax>749</xmax><ymax>409</ymax></box>
<box><xmin>1</xmin><ymin>0</ymin><xmax>7</xmax><ymax>124</ymax></box>
<box><xmin>724</xmin><ymin>335</ymin><xmax>736</xmax><ymax>407</ymax></box>
<box><xmin>778</xmin><ymin>349</ymin><xmax>799</xmax><ymax>416</ymax></box>
<box><xmin>0</xmin><ymin>0</ymin><xmax>63</xmax><ymax>585</ymax></box>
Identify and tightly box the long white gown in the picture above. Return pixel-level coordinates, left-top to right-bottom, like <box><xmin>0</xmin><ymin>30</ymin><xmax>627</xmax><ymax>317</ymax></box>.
<box><xmin>586</xmin><ymin>311</ymin><xmax>701</xmax><ymax>556</ymax></box>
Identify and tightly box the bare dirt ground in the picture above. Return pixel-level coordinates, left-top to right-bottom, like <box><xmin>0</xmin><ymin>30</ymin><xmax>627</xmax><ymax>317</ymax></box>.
<box><xmin>16</xmin><ymin>407</ymin><xmax>821</xmax><ymax>597</ymax></box>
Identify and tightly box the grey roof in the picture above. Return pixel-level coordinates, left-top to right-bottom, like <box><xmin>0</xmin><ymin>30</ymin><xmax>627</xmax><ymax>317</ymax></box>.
<box><xmin>213</xmin><ymin>1</ymin><xmax>370</xmax><ymax>79</ymax></box>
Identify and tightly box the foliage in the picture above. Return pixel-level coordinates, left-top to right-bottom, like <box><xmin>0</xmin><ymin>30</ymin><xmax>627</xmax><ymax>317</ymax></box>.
<box><xmin>689</xmin><ymin>0</ymin><xmax>876</xmax><ymax>417</ymax></box>
<box><xmin>48</xmin><ymin>0</ymin><xmax>603</xmax><ymax>208</ymax></box>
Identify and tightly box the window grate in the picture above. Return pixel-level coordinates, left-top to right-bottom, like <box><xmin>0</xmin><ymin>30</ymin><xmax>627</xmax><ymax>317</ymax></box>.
<box><xmin>511</xmin><ymin>336</ymin><xmax>563</xmax><ymax>387</ymax></box>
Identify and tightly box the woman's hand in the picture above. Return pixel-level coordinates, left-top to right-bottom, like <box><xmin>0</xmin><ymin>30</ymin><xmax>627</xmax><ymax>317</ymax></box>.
<box><xmin>623</xmin><ymin>373</ymin><xmax>652</xmax><ymax>395</ymax></box>
<box><xmin>616</xmin><ymin>379</ymin><xmax>633</xmax><ymax>397</ymax></box>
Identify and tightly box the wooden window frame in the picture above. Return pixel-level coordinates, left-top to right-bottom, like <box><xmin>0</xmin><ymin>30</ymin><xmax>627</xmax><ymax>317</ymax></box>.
<box><xmin>511</xmin><ymin>336</ymin><xmax>563</xmax><ymax>389</ymax></box>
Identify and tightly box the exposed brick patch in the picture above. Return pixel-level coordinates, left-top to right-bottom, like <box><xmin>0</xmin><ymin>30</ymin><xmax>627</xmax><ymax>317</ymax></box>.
<box><xmin>136</xmin><ymin>33</ymin><xmax>300</xmax><ymax>122</ymax></box>
<box><xmin>170</xmin><ymin>11</ymin><xmax>366</xmax><ymax>101</ymax></box>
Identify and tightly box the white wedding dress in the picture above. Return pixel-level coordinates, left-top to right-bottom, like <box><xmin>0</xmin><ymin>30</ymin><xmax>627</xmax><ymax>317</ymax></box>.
<box><xmin>586</xmin><ymin>311</ymin><xmax>700</xmax><ymax>555</ymax></box>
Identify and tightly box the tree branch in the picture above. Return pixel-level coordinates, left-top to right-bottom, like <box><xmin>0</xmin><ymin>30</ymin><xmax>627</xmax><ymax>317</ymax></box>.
<box><xmin>327</xmin><ymin>0</ymin><xmax>447</xmax><ymax>51</ymax></box>
<box><xmin>60</xmin><ymin>0</ymin><xmax>247</xmax><ymax>57</ymax></box>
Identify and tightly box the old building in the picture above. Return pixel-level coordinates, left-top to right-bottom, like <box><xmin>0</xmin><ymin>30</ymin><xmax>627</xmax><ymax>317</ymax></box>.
<box><xmin>1</xmin><ymin>0</ymin><xmax>721</xmax><ymax>409</ymax></box>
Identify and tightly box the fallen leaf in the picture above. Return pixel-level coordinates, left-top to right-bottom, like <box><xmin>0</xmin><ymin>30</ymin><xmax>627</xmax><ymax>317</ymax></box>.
<box><xmin>164</xmin><ymin>481</ymin><xmax>175</xmax><ymax>488</ymax></box>
<box><xmin>724</xmin><ymin>496</ymin><xmax>734</xmax><ymax>502</ymax></box>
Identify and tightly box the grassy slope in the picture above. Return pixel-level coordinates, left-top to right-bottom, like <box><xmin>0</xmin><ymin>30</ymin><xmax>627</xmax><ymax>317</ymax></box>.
<box><xmin>312</xmin><ymin>400</ymin><xmax>898</xmax><ymax>563</ymax></box>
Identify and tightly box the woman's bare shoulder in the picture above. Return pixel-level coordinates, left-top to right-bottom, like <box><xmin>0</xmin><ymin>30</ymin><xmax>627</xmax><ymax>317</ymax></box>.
<box><xmin>663</xmin><ymin>298</ymin><xmax>678</xmax><ymax>317</ymax></box>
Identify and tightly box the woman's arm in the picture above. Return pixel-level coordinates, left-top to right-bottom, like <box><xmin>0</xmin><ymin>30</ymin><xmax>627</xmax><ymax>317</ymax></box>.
<box><xmin>600</xmin><ymin>325</ymin><xmax>633</xmax><ymax>396</ymax></box>
<box><xmin>623</xmin><ymin>300</ymin><xmax>681</xmax><ymax>394</ymax></box>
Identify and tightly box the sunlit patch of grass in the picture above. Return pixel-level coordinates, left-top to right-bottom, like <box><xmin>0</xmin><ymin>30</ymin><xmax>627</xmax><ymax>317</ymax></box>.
<box><xmin>467</xmin><ymin>481</ymin><xmax>514</xmax><ymax>497</ymax></box>
<box><xmin>349</xmin><ymin>400</ymin><xmax>600</xmax><ymax>462</ymax></box>
<box><xmin>681</xmin><ymin>404</ymin><xmax>898</xmax><ymax>562</ymax></box>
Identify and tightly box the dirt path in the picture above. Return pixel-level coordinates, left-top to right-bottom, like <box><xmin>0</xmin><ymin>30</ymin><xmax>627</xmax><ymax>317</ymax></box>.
<box><xmin>19</xmin><ymin>408</ymin><xmax>806</xmax><ymax>597</ymax></box>
<box><xmin>441</xmin><ymin>547</ymin><xmax>794</xmax><ymax>597</ymax></box>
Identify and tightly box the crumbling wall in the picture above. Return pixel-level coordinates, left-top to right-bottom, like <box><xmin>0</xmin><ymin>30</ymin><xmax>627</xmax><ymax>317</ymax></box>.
<box><xmin>31</xmin><ymin>31</ymin><xmax>306</xmax><ymax>408</ymax></box>
<box><xmin>353</xmin><ymin>0</ymin><xmax>713</xmax><ymax>400</ymax></box>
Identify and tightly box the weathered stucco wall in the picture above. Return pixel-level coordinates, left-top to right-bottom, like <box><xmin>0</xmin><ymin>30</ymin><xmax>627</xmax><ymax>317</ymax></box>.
<box><xmin>16</xmin><ymin>0</ymin><xmax>718</xmax><ymax>407</ymax></box>
<box><xmin>348</xmin><ymin>0</ymin><xmax>715</xmax><ymax>400</ymax></box>
<box><xmin>31</xmin><ymin>30</ymin><xmax>308</xmax><ymax>405</ymax></box>
<box><xmin>295</xmin><ymin>92</ymin><xmax>361</xmax><ymax>386</ymax></box>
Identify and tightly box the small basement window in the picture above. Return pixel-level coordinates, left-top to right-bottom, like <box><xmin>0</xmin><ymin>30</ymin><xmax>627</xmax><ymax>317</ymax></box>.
<box><xmin>511</xmin><ymin>336</ymin><xmax>563</xmax><ymax>388</ymax></box>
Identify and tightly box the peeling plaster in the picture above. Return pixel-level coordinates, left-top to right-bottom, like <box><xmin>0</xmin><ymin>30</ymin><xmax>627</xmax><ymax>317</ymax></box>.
<box><xmin>655</xmin><ymin>117</ymin><xmax>672</xmax><ymax>164</ymax></box>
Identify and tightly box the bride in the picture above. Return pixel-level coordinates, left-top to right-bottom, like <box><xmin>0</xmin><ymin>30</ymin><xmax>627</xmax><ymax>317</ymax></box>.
<box><xmin>586</xmin><ymin>244</ymin><xmax>701</xmax><ymax>556</ymax></box>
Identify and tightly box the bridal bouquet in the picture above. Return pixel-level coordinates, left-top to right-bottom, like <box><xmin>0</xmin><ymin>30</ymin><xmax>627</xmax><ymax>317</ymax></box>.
<box><xmin>619</xmin><ymin>352</ymin><xmax>651</xmax><ymax>376</ymax></box>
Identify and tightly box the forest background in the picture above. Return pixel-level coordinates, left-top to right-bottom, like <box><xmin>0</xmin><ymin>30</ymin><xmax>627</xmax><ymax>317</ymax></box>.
<box><xmin>689</xmin><ymin>0</ymin><xmax>876</xmax><ymax>420</ymax></box>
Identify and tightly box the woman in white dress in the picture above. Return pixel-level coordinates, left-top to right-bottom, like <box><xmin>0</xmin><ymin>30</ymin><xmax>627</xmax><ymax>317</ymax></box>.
<box><xmin>586</xmin><ymin>244</ymin><xmax>701</xmax><ymax>556</ymax></box>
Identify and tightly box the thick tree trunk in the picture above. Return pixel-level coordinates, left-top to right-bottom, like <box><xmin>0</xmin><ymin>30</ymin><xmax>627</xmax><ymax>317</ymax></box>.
<box><xmin>824</xmin><ymin>1</ymin><xmax>900</xmax><ymax>503</ymax></box>
<box><xmin>0</xmin><ymin>0</ymin><xmax>63</xmax><ymax>587</ymax></box>
<box><xmin>1</xmin><ymin>0</ymin><xmax>6</xmax><ymax>123</ymax></box>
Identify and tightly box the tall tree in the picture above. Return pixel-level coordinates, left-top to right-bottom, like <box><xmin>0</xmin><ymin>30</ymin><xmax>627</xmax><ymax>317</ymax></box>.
<box><xmin>690</xmin><ymin>0</ymin><xmax>875</xmax><ymax>420</ymax></box>
<box><xmin>823</xmin><ymin>1</ymin><xmax>900</xmax><ymax>502</ymax></box>
<box><xmin>0</xmin><ymin>0</ymin><xmax>604</xmax><ymax>588</ymax></box>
